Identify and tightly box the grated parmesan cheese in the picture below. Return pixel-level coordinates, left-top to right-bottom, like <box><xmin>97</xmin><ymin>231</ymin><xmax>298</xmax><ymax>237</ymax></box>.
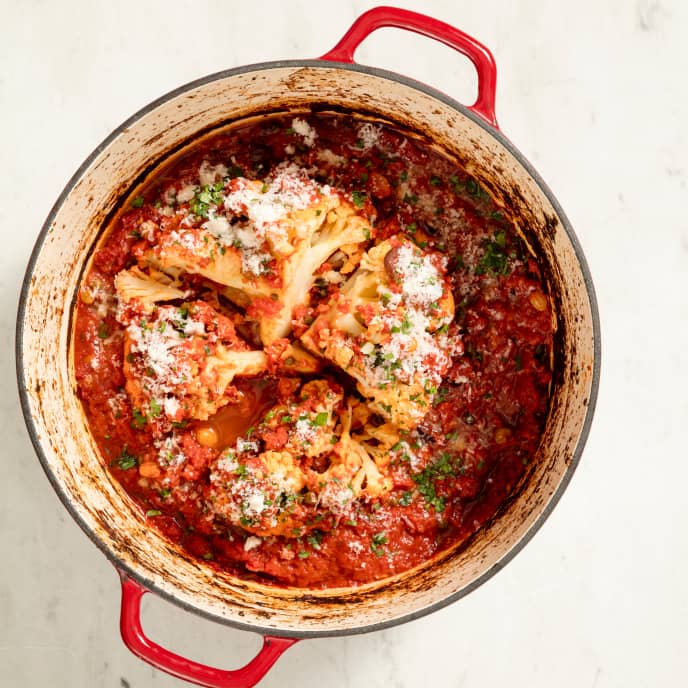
<box><xmin>183</xmin><ymin>319</ymin><xmax>205</xmax><ymax>336</ymax></box>
<box><xmin>198</xmin><ymin>161</ymin><xmax>228</xmax><ymax>187</ymax></box>
<box><xmin>176</xmin><ymin>184</ymin><xmax>196</xmax><ymax>203</ymax></box>
<box><xmin>355</xmin><ymin>122</ymin><xmax>380</xmax><ymax>150</ymax></box>
<box><xmin>319</xmin><ymin>484</ymin><xmax>354</xmax><ymax>516</ymax></box>
<box><xmin>241</xmin><ymin>251</ymin><xmax>271</xmax><ymax>276</ymax></box>
<box><xmin>168</xmin><ymin>229</ymin><xmax>200</xmax><ymax>251</ymax></box>
<box><xmin>223</xmin><ymin>165</ymin><xmax>322</xmax><ymax>238</ymax></box>
<box><xmin>243</xmin><ymin>490</ymin><xmax>267</xmax><ymax>517</ymax></box>
<box><xmin>294</xmin><ymin>417</ymin><xmax>316</xmax><ymax>444</ymax></box>
<box><xmin>203</xmin><ymin>214</ymin><xmax>232</xmax><ymax>242</ymax></box>
<box><xmin>244</xmin><ymin>536</ymin><xmax>262</xmax><ymax>552</ymax></box>
<box><xmin>317</xmin><ymin>148</ymin><xmax>346</xmax><ymax>167</ymax></box>
<box><xmin>394</xmin><ymin>244</ymin><xmax>444</xmax><ymax>307</ymax></box>
<box><xmin>163</xmin><ymin>396</ymin><xmax>181</xmax><ymax>418</ymax></box>
<box><xmin>291</xmin><ymin>118</ymin><xmax>317</xmax><ymax>147</ymax></box>
<box><xmin>156</xmin><ymin>433</ymin><xmax>186</xmax><ymax>466</ymax></box>
<box><xmin>236</xmin><ymin>438</ymin><xmax>259</xmax><ymax>453</ymax></box>
<box><xmin>215</xmin><ymin>451</ymin><xmax>238</xmax><ymax>473</ymax></box>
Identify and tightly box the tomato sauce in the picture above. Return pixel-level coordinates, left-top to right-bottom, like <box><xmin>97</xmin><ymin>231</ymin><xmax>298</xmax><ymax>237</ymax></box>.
<box><xmin>73</xmin><ymin>113</ymin><xmax>553</xmax><ymax>588</ymax></box>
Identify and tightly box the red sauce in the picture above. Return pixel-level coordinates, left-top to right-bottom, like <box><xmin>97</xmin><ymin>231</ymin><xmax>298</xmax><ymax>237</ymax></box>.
<box><xmin>73</xmin><ymin>113</ymin><xmax>553</xmax><ymax>588</ymax></box>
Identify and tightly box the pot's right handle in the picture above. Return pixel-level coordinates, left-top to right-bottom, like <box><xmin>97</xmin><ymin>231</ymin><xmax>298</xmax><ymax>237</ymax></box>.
<box><xmin>320</xmin><ymin>6</ymin><xmax>498</xmax><ymax>128</ymax></box>
<box><xmin>119</xmin><ymin>573</ymin><xmax>298</xmax><ymax>688</ymax></box>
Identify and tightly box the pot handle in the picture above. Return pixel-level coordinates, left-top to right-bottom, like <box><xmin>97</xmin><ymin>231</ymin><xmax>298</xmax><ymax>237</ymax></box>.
<box><xmin>319</xmin><ymin>6</ymin><xmax>498</xmax><ymax>127</ymax></box>
<box><xmin>119</xmin><ymin>572</ymin><xmax>298</xmax><ymax>688</ymax></box>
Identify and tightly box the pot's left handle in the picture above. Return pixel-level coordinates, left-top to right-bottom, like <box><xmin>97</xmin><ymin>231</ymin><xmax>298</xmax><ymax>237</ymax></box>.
<box><xmin>119</xmin><ymin>572</ymin><xmax>298</xmax><ymax>688</ymax></box>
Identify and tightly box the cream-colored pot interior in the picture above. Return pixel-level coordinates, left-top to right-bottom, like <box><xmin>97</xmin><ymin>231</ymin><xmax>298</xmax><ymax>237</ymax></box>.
<box><xmin>18</xmin><ymin>62</ymin><xmax>598</xmax><ymax>637</ymax></box>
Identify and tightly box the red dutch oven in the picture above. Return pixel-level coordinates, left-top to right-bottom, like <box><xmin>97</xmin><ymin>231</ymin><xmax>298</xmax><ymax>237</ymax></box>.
<box><xmin>16</xmin><ymin>7</ymin><xmax>600</xmax><ymax>687</ymax></box>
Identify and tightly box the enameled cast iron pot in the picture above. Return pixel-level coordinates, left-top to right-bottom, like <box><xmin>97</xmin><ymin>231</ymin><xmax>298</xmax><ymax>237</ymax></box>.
<box><xmin>17</xmin><ymin>7</ymin><xmax>600</xmax><ymax>687</ymax></box>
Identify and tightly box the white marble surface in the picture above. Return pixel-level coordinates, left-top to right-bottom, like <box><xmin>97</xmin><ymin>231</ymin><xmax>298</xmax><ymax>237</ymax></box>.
<box><xmin>2</xmin><ymin>0</ymin><xmax>687</xmax><ymax>686</ymax></box>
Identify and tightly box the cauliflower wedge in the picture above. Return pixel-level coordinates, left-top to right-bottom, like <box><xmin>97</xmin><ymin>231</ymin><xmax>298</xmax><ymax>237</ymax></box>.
<box><xmin>206</xmin><ymin>381</ymin><xmax>393</xmax><ymax>534</ymax></box>
<box><xmin>312</xmin><ymin>404</ymin><xmax>393</xmax><ymax>518</ymax></box>
<box><xmin>208</xmin><ymin>448</ymin><xmax>308</xmax><ymax>538</ymax></box>
<box><xmin>141</xmin><ymin>165</ymin><xmax>372</xmax><ymax>346</ymax></box>
<box><xmin>301</xmin><ymin>236</ymin><xmax>456</xmax><ymax>430</ymax></box>
<box><xmin>206</xmin><ymin>379</ymin><xmax>343</xmax><ymax>537</ymax></box>
<box><xmin>115</xmin><ymin>270</ymin><xmax>267</xmax><ymax>431</ymax></box>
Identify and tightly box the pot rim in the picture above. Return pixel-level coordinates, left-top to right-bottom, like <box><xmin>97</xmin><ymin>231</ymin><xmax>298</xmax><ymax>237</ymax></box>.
<box><xmin>16</xmin><ymin>58</ymin><xmax>601</xmax><ymax>639</ymax></box>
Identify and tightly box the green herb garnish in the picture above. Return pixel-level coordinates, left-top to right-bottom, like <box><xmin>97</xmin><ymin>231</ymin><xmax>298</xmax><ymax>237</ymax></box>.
<box><xmin>475</xmin><ymin>230</ymin><xmax>510</xmax><ymax>276</ymax></box>
<box><xmin>313</xmin><ymin>412</ymin><xmax>329</xmax><ymax>427</ymax></box>
<box><xmin>149</xmin><ymin>398</ymin><xmax>162</xmax><ymax>418</ymax></box>
<box><xmin>371</xmin><ymin>532</ymin><xmax>388</xmax><ymax>556</ymax></box>
<box><xmin>234</xmin><ymin>464</ymin><xmax>249</xmax><ymax>478</ymax></box>
<box><xmin>352</xmin><ymin>190</ymin><xmax>367</xmax><ymax>207</ymax></box>
<box><xmin>117</xmin><ymin>448</ymin><xmax>138</xmax><ymax>470</ymax></box>
<box><xmin>131</xmin><ymin>409</ymin><xmax>147</xmax><ymax>429</ymax></box>
<box><xmin>399</xmin><ymin>491</ymin><xmax>413</xmax><ymax>506</ymax></box>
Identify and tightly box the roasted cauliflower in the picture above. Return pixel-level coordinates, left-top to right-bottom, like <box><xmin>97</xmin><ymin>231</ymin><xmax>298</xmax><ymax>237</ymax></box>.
<box><xmin>115</xmin><ymin>275</ymin><xmax>267</xmax><ymax>432</ymax></box>
<box><xmin>137</xmin><ymin>165</ymin><xmax>372</xmax><ymax>345</ymax></box>
<box><xmin>205</xmin><ymin>381</ymin><xmax>392</xmax><ymax>532</ymax></box>
<box><xmin>208</xmin><ymin>447</ymin><xmax>308</xmax><ymax>537</ymax></box>
<box><xmin>300</xmin><ymin>235</ymin><xmax>456</xmax><ymax>430</ymax></box>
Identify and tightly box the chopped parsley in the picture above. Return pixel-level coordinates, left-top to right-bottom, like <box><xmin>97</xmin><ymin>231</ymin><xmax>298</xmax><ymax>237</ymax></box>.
<box><xmin>475</xmin><ymin>230</ymin><xmax>511</xmax><ymax>276</ymax></box>
<box><xmin>116</xmin><ymin>448</ymin><xmax>138</xmax><ymax>470</ymax></box>
<box><xmin>148</xmin><ymin>398</ymin><xmax>162</xmax><ymax>418</ymax></box>
<box><xmin>190</xmin><ymin>182</ymin><xmax>224</xmax><ymax>218</ymax></box>
<box><xmin>234</xmin><ymin>464</ymin><xmax>249</xmax><ymax>478</ymax></box>
<box><xmin>399</xmin><ymin>491</ymin><xmax>413</xmax><ymax>506</ymax></box>
<box><xmin>371</xmin><ymin>531</ymin><xmax>388</xmax><ymax>557</ymax></box>
<box><xmin>131</xmin><ymin>408</ymin><xmax>147</xmax><ymax>430</ymax></box>
<box><xmin>352</xmin><ymin>190</ymin><xmax>367</xmax><ymax>207</ymax></box>
<box><xmin>307</xmin><ymin>532</ymin><xmax>323</xmax><ymax>550</ymax></box>
<box><xmin>97</xmin><ymin>321</ymin><xmax>110</xmax><ymax>339</ymax></box>
<box><xmin>313</xmin><ymin>412</ymin><xmax>329</xmax><ymax>427</ymax></box>
<box><xmin>411</xmin><ymin>452</ymin><xmax>464</xmax><ymax>512</ymax></box>
<box><xmin>131</xmin><ymin>195</ymin><xmax>145</xmax><ymax>208</ymax></box>
<box><xmin>146</xmin><ymin>509</ymin><xmax>161</xmax><ymax>518</ymax></box>
<box><xmin>465</xmin><ymin>177</ymin><xmax>489</xmax><ymax>199</ymax></box>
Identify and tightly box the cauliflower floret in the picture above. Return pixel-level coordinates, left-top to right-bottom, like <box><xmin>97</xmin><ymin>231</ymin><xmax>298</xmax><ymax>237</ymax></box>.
<box><xmin>114</xmin><ymin>267</ymin><xmax>188</xmax><ymax>312</ymax></box>
<box><xmin>301</xmin><ymin>236</ymin><xmax>456</xmax><ymax>430</ymax></box>
<box><xmin>254</xmin><ymin>379</ymin><xmax>343</xmax><ymax>459</ymax></box>
<box><xmin>143</xmin><ymin>166</ymin><xmax>372</xmax><ymax>346</ymax></box>
<box><xmin>284</xmin><ymin>380</ymin><xmax>342</xmax><ymax>457</ymax></box>
<box><xmin>310</xmin><ymin>405</ymin><xmax>392</xmax><ymax>518</ymax></box>
<box><xmin>264</xmin><ymin>339</ymin><xmax>324</xmax><ymax>375</ymax></box>
<box><xmin>208</xmin><ymin>448</ymin><xmax>307</xmax><ymax>537</ymax></box>
<box><xmin>116</xmin><ymin>296</ymin><xmax>267</xmax><ymax>431</ymax></box>
<box><xmin>208</xmin><ymin>393</ymin><xmax>391</xmax><ymax>532</ymax></box>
